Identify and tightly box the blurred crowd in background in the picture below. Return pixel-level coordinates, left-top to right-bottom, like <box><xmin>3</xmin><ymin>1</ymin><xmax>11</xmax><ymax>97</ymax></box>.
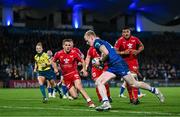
<box><xmin>0</xmin><ymin>27</ymin><xmax>179</xmax><ymax>84</ymax></box>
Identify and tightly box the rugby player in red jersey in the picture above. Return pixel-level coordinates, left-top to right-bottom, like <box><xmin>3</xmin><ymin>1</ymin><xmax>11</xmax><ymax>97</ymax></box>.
<box><xmin>85</xmin><ymin>46</ymin><xmax>112</xmax><ymax>102</ymax></box>
<box><xmin>52</xmin><ymin>39</ymin><xmax>95</xmax><ymax>108</ymax></box>
<box><xmin>114</xmin><ymin>27</ymin><xmax>145</xmax><ymax>104</ymax></box>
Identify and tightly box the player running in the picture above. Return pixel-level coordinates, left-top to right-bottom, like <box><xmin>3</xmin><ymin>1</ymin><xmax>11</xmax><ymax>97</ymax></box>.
<box><xmin>84</xmin><ymin>30</ymin><xmax>164</xmax><ymax>111</ymax></box>
<box><xmin>34</xmin><ymin>42</ymin><xmax>62</xmax><ymax>103</ymax></box>
<box><xmin>114</xmin><ymin>27</ymin><xmax>146</xmax><ymax>104</ymax></box>
<box><xmin>52</xmin><ymin>39</ymin><xmax>95</xmax><ymax>108</ymax></box>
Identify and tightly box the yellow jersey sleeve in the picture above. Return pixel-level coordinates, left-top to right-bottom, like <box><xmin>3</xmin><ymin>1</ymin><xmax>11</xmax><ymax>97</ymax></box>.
<box><xmin>34</xmin><ymin>52</ymin><xmax>51</xmax><ymax>71</ymax></box>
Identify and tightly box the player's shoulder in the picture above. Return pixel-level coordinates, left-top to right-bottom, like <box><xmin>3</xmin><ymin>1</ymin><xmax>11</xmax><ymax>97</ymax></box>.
<box><xmin>116</xmin><ymin>36</ymin><xmax>124</xmax><ymax>44</ymax></box>
<box><xmin>34</xmin><ymin>54</ymin><xmax>38</xmax><ymax>59</ymax></box>
<box><xmin>71</xmin><ymin>47</ymin><xmax>81</xmax><ymax>53</ymax></box>
<box><xmin>88</xmin><ymin>46</ymin><xmax>94</xmax><ymax>51</ymax></box>
<box><xmin>34</xmin><ymin>54</ymin><xmax>38</xmax><ymax>57</ymax></box>
<box><xmin>71</xmin><ymin>50</ymin><xmax>78</xmax><ymax>55</ymax></box>
<box><xmin>56</xmin><ymin>50</ymin><xmax>64</xmax><ymax>54</ymax></box>
<box><xmin>131</xmin><ymin>36</ymin><xmax>139</xmax><ymax>40</ymax></box>
<box><xmin>72</xmin><ymin>47</ymin><xmax>79</xmax><ymax>51</ymax></box>
<box><xmin>34</xmin><ymin>52</ymin><xmax>45</xmax><ymax>58</ymax></box>
<box><xmin>118</xmin><ymin>36</ymin><xmax>124</xmax><ymax>41</ymax></box>
<box><xmin>71</xmin><ymin>49</ymin><xmax>75</xmax><ymax>53</ymax></box>
<box><xmin>53</xmin><ymin>50</ymin><xmax>63</xmax><ymax>57</ymax></box>
<box><xmin>94</xmin><ymin>38</ymin><xmax>103</xmax><ymax>43</ymax></box>
<box><xmin>42</xmin><ymin>52</ymin><xmax>48</xmax><ymax>56</ymax></box>
<box><xmin>94</xmin><ymin>39</ymin><xmax>104</xmax><ymax>47</ymax></box>
<box><xmin>88</xmin><ymin>46</ymin><xmax>95</xmax><ymax>54</ymax></box>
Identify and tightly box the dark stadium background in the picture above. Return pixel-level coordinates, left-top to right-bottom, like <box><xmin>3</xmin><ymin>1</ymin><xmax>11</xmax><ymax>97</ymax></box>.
<box><xmin>0</xmin><ymin>0</ymin><xmax>179</xmax><ymax>88</ymax></box>
<box><xmin>0</xmin><ymin>0</ymin><xmax>180</xmax><ymax>116</ymax></box>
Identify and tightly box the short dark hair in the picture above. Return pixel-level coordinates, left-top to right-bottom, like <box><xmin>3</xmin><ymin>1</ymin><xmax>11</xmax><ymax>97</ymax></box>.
<box><xmin>36</xmin><ymin>42</ymin><xmax>43</xmax><ymax>47</ymax></box>
<box><xmin>62</xmin><ymin>39</ymin><xmax>73</xmax><ymax>45</ymax></box>
<box><xmin>122</xmin><ymin>26</ymin><xmax>131</xmax><ymax>30</ymax></box>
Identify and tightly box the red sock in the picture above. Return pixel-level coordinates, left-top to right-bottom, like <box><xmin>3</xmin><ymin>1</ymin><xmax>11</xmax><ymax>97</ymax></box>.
<box><xmin>127</xmin><ymin>84</ymin><xmax>133</xmax><ymax>100</ymax></box>
<box><xmin>132</xmin><ymin>87</ymin><xmax>138</xmax><ymax>100</ymax></box>
<box><xmin>96</xmin><ymin>87</ymin><xmax>102</xmax><ymax>101</ymax></box>
<box><xmin>105</xmin><ymin>83</ymin><xmax>111</xmax><ymax>98</ymax></box>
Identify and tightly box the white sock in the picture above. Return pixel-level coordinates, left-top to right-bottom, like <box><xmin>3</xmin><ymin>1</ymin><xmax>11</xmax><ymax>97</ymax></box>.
<box><xmin>48</xmin><ymin>93</ymin><xmax>52</xmax><ymax>97</ymax></box>
<box><xmin>87</xmin><ymin>98</ymin><xmax>91</xmax><ymax>102</ymax></box>
<box><xmin>98</xmin><ymin>83</ymin><xmax>108</xmax><ymax>102</ymax></box>
<box><xmin>122</xmin><ymin>84</ymin><xmax>126</xmax><ymax>88</ymax></box>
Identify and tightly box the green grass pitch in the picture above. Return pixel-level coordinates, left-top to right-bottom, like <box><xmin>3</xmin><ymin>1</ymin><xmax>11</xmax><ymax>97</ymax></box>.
<box><xmin>0</xmin><ymin>87</ymin><xmax>180</xmax><ymax>116</ymax></box>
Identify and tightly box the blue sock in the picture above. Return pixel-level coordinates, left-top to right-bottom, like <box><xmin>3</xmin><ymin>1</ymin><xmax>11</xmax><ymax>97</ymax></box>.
<box><xmin>47</xmin><ymin>87</ymin><xmax>51</xmax><ymax>94</ymax></box>
<box><xmin>150</xmin><ymin>87</ymin><xmax>156</xmax><ymax>94</ymax></box>
<box><xmin>40</xmin><ymin>85</ymin><xmax>46</xmax><ymax>98</ymax></box>
<box><xmin>50</xmin><ymin>88</ymin><xmax>54</xmax><ymax>94</ymax></box>
<box><xmin>120</xmin><ymin>86</ymin><xmax>125</xmax><ymax>95</ymax></box>
<box><xmin>62</xmin><ymin>85</ymin><xmax>68</xmax><ymax>95</ymax></box>
<box><xmin>54</xmin><ymin>88</ymin><xmax>57</xmax><ymax>92</ymax></box>
<box><xmin>54</xmin><ymin>85</ymin><xmax>61</xmax><ymax>95</ymax></box>
<box><xmin>138</xmin><ymin>89</ymin><xmax>141</xmax><ymax>95</ymax></box>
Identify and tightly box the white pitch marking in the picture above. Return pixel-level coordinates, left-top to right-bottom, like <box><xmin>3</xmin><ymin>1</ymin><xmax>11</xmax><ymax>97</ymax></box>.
<box><xmin>0</xmin><ymin>105</ymin><xmax>179</xmax><ymax>116</ymax></box>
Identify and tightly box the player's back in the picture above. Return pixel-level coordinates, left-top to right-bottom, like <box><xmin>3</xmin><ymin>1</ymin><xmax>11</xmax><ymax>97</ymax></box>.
<box><xmin>94</xmin><ymin>39</ymin><xmax>126</xmax><ymax>66</ymax></box>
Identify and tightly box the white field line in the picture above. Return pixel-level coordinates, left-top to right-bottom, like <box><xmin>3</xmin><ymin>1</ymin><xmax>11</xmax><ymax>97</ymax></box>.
<box><xmin>1</xmin><ymin>98</ymin><xmax>158</xmax><ymax>102</ymax></box>
<box><xmin>0</xmin><ymin>105</ymin><xmax>179</xmax><ymax>116</ymax></box>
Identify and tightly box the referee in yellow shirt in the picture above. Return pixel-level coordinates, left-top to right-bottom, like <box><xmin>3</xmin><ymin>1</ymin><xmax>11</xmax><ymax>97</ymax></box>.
<box><xmin>34</xmin><ymin>42</ymin><xmax>61</xmax><ymax>103</ymax></box>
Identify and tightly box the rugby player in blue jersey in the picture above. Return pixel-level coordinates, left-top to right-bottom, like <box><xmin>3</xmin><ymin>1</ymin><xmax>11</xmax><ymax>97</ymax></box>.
<box><xmin>84</xmin><ymin>30</ymin><xmax>165</xmax><ymax>111</ymax></box>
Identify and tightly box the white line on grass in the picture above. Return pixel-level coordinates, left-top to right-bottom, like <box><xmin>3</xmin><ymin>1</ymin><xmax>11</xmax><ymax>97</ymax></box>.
<box><xmin>0</xmin><ymin>105</ymin><xmax>179</xmax><ymax>116</ymax></box>
<box><xmin>8</xmin><ymin>99</ymin><xmax>41</xmax><ymax>101</ymax></box>
<box><xmin>2</xmin><ymin>98</ymin><xmax>157</xmax><ymax>103</ymax></box>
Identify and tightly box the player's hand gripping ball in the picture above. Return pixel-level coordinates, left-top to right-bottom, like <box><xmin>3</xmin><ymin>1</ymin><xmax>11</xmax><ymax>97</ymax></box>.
<box><xmin>92</xmin><ymin>57</ymin><xmax>100</xmax><ymax>66</ymax></box>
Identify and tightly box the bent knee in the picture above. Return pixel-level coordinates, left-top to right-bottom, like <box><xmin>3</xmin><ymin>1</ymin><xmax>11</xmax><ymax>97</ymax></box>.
<box><xmin>130</xmin><ymin>81</ymin><xmax>140</xmax><ymax>88</ymax></box>
<box><xmin>95</xmin><ymin>79</ymin><xmax>102</xmax><ymax>86</ymax></box>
